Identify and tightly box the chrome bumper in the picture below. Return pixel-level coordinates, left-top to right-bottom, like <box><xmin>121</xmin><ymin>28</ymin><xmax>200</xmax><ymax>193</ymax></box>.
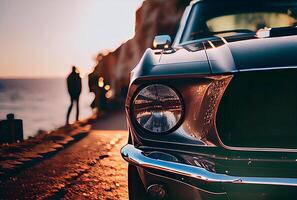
<box><xmin>121</xmin><ymin>144</ymin><xmax>297</xmax><ymax>187</ymax></box>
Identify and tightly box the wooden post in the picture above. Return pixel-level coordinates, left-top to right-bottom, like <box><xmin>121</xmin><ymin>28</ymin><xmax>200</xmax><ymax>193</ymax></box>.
<box><xmin>0</xmin><ymin>113</ymin><xmax>24</xmax><ymax>143</ymax></box>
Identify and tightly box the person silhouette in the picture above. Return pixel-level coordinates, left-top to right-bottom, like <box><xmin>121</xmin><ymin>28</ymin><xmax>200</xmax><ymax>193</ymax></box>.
<box><xmin>66</xmin><ymin>66</ymin><xmax>82</xmax><ymax>125</ymax></box>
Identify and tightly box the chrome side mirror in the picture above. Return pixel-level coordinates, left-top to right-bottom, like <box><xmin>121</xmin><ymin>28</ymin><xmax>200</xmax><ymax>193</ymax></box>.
<box><xmin>153</xmin><ymin>35</ymin><xmax>172</xmax><ymax>49</ymax></box>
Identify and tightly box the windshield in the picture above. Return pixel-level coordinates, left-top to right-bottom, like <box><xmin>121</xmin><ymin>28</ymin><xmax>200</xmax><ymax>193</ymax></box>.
<box><xmin>181</xmin><ymin>1</ymin><xmax>297</xmax><ymax>43</ymax></box>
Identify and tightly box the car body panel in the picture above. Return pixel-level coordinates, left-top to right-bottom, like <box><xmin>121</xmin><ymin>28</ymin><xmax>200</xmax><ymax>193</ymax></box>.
<box><xmin>227</xmin><ymin>35</ymin><xmax>297</xmax><ymax>70</ymax></box>
<box><xmin>130</xmin><ymin>49</ymin><xmax>211</xmax><ymax>84</ymax></box>
<box><xmin>133</xmin><ymin>33</ymin><xmax>297</xmax><ymax>81</ymax></box>
<box><xmin>123</xmin><ymin>0</ymin><xmax>297</xmax><ymax>199</ymax></box>
<box><xmin>159</xmin><ymin>48</ymin><xmax>208</xmax><ymax>65</ymax></box>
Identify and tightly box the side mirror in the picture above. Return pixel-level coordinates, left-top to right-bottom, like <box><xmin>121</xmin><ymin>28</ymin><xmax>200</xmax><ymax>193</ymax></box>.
<box><xmin>153</xmin><ymin>35</ymin><xmax>172</xmax><ymax>49</ymax></box>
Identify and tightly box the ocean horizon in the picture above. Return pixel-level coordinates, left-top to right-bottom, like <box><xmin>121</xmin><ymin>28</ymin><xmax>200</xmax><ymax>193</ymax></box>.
<box><xmin>0</xmin><ymin>77</ymin><xmax>94</xmax><ymax>139</ymax></box>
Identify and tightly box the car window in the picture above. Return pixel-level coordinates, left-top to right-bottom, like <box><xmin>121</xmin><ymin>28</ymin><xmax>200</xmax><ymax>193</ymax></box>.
<box><xmin>207</xmin><ymin>12</ymin><xmax>296</xmax><ymax>32</ymax></box>
<box><xmin>181</xmin><ymin>2</ymin><xmax>297</xmax><ymax>43</ymax></box>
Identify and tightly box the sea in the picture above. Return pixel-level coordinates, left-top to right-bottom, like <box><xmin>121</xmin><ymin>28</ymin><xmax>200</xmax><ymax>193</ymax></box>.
<box><xmin>0</xmin><ymin>78</ymin><xmax>94</xmax><ymax>139</ymax></box>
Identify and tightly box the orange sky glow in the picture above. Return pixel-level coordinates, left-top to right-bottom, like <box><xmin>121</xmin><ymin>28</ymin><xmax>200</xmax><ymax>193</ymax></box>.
<box><xmin>0</xmin><ymin>0</ymin><xmax>143</xmax><ymax>78</ymax></box>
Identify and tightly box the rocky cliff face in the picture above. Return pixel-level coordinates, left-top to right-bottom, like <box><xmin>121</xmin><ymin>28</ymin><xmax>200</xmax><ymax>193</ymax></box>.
<box><xmin>88</xmin><ymin>0</ymin><xmax>190</xmax><ymax>101</ymax></box>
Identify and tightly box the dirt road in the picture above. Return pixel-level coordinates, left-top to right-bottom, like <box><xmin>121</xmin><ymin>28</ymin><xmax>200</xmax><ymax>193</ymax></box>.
<box><xmin>0</xmin><ymin>112</ymin><xmax>129</xmax><ymax>200</ymax></box>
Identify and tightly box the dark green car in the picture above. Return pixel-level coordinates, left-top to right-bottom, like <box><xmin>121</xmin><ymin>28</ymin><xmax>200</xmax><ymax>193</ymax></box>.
<box><xmin>121</xmin><ymin>0</ymin><xmax>297</xmax><ymax>199</ymax></box>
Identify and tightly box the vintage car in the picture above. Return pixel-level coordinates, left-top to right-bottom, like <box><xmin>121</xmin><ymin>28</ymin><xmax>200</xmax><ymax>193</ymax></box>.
<box><xmin>121</xmin><ymin>0</ymin><xmax>297</xmax><ymax>199</ymax></box>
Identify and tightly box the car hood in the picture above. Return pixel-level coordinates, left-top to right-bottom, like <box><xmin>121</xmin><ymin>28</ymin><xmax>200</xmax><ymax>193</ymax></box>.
<box><xmin>205</xmin><ymin>33</ymin><xmax>297</xmax><ymax>73</ymax></box>
<box><xmin>159</xmin><ymin>31</ymin><xmax>297</xmax><ymax>74</ymax></box>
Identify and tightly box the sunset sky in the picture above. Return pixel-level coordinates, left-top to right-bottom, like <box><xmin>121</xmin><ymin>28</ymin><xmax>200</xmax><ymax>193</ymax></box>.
<box><xmin>0</xmin><ymin>0</ymin><xmax>143</xmax><ymax>78</ymax></box>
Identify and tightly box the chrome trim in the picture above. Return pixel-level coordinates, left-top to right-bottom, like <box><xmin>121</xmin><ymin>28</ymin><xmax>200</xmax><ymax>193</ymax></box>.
<box><xmin>121</xmin><ymin>144</ymin><xmax>297</xmax><ymax>187</ymax></box>
<box><xmin>218</xmin><ymin>142</ymin><xmax>297</xmax><ymax>153</ymax></box>
<box><xmin>172</xmin><ymin>6</ymin><xmax>191</xmax><ymax>47</ymax></box>
<box><xmin>238</xmin><ymin>66</ymin><xmax>297</xmax><ymax>72</ymax></box>
<box><xmin>190</xmin><ymin>0</ymin><xmax>203</xmax><ymax>6</ymax></box>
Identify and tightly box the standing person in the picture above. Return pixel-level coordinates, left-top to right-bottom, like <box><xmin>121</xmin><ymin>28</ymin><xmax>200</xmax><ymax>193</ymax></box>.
<box><xmin>66</xmin><ymin>66</ymin><xmax>82</xmax><ymax>125</ymax></box>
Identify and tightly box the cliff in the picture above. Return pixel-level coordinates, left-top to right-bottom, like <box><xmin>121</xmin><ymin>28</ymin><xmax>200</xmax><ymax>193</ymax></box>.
<box><xmin>88</xmin><ymin>0</ymin><xmax>191</xmax><ymax>105</ymax></box>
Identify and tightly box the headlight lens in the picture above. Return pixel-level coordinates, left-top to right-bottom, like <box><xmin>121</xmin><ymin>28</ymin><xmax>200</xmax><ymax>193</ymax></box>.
<box><xmin>133</xmin><ymin>84</ymin><xmax>183</xmax><ymax>133</ymax></box>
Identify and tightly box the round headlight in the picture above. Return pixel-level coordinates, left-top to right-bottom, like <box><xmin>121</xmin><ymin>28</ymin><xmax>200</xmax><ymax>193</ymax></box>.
<box><xmin>133</xmin><ymin>84</ymin><xmax>183</xmax><ymax>133</ymax></box>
